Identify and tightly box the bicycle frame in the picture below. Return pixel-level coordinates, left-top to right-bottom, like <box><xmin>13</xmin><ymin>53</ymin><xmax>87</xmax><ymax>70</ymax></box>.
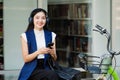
<box><xmin>94</xmin><ymin>25</ymin><xmax>120</xmax><ymax>80</ymax></box>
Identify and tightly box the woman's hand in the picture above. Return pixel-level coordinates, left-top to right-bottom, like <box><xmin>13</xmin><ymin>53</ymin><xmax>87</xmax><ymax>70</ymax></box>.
<box><xmin>49</xmin><ymin>46</ymin><xmax>57</xmax><ymax>60</ymax></box>
<box><xmin>37</xmin><ymin>46</ymin><xmax>57</xmax><ymax>60</ymax></box>
<box><xmin>37</xmin><ymin>47</ymin><xmax>51</xmax><ymax>55</ymax></box>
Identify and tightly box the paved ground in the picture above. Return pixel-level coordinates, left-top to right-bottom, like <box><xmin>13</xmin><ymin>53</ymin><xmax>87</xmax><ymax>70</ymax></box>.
<box><xmin>0</xmin><ymin>69</ymin><xmax>20</xmax><ymax>80</ymax></box>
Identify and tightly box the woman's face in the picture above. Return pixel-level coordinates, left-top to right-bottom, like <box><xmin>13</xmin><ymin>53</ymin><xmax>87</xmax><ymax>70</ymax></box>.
<box><xmin>33</xmin><ymin>11</ymin><xmax>46</xmax><ymax>30</ymax></box>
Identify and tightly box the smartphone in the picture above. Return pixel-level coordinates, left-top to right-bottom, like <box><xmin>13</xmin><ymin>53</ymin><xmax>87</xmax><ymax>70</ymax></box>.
<box><xmin>47</xmin><ymin>43</ymin><xmax>54</xmax><ymax>49</ymax></box>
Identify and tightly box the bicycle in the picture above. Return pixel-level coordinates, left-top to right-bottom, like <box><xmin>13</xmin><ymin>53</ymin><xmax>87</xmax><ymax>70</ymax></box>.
<box><xmin>78</xmin><ymin>24</ymin><xmax>120</xmax><ymax>80</ymax></box>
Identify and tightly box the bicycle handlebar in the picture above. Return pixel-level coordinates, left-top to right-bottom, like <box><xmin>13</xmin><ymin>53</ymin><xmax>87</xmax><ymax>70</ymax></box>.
<box><xmin>78</xmin><ymin>24</ymin><xmax>120</xmax><ymax>61</ymax></box>
<box><xmin>93</xmin><ymin>24</ymin><xmax>120</xmax><ymax>56</ymax></box>
<box><xmin>95</xmin><ymin>24</ymin><xmax>107</xmax><ymax>34</ymax></box>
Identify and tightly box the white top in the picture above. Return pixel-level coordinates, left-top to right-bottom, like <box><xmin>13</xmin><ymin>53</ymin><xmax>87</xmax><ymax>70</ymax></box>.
<box><xmin>21</xmin><ymin>29</ymin><xmax>56</xmax><ymax>59</ymax></box>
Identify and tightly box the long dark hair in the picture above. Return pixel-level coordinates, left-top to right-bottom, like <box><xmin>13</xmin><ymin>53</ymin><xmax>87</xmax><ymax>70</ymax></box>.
<box><xmin>25</xmin><ymin>8</ymin><xmax>48</xmax><ymax>32</ymax></box>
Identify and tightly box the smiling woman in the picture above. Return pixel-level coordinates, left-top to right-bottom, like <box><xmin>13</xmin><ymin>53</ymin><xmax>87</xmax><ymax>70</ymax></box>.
<box><xmin>18</xmin><ymin>8</ymin><xmax>59</xmax><ymax>80</ymax></box>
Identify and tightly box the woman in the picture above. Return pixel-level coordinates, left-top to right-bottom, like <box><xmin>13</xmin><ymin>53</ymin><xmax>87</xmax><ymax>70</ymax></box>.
<box><xmin>18</xmin><ymin>8</ymin><xmax>59</xmax><ymax>80</ymax></box>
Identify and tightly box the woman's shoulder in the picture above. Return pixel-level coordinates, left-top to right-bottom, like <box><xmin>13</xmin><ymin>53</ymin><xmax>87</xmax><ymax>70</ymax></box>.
<box><xmin>20</xmin><ymin>32</ymin><xmax>27</xmax><ymax>42</ymax></box>
<box><xmin>52</xmin><ymin>31</ymin><xmax>56</xmax><ymax>36</ymax></box>
<box><xmin>21</xmin><ymin>32</ymin><xmax>26</xmax><ymax>37</ymax></box>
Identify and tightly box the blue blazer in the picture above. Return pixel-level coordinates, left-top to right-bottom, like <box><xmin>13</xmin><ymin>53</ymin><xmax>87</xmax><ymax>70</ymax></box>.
<box><xmin>18</xmin><ymin>29</ymin><xmax>52</xmax><ymax>80</ymax></box>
